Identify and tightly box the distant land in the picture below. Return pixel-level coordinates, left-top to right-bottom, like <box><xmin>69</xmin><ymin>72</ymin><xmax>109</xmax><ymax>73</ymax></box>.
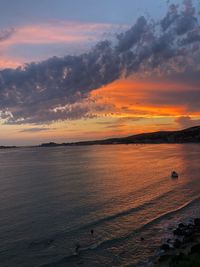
<box><xmin>1</xmin><ymin>126</ymin><xmax>200</xmax><ymax>149</ymax></box>
<box><xmin>39</xmin><ymin>126</ymin><xmax>200</xmax><ymax>147</ymax></box>
<box><xmin>0</xmin><ymin>146</ymin><xmax>17</xmax><ymax>149</ymax></box>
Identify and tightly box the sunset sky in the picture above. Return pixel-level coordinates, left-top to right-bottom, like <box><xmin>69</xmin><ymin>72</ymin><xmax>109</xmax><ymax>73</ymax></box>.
<box><xmin>0</xmin><ymin>0</ymin><xmax>200</xmax><ymax>145</ymax></box>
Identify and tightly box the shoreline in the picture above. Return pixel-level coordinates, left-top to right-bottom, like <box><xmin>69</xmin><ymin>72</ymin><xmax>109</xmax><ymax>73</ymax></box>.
<box><xmin>0</xmin><ymin>143</ymin><xmax>200</xmax><ymax>151</ymax></box>
<box><xmin>153</xmin><ymin>217</ymin><xmax>200</xmax><ymax>266</ymax></box>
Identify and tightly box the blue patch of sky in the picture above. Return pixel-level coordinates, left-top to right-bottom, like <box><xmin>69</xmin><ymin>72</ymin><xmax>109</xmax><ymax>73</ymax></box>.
<box><xmin>0</xmin><ymin>0</ymin><xmax>183</xmax><ymax>27</ymax></box>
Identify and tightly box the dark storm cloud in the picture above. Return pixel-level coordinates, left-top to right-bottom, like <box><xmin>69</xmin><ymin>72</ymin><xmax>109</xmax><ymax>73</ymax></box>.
<box><xmin>161</xmin><ymin>1</ymin><xmax>197</xmax><ymax>34</ymax></box>
<box><xmin>181</xmin><ymin>30</ymin><xmax>200</xmax><ymax>45</ymax></box>
<box><xmin>1</xmin><ymin>0</ymin><xmax>200</xmax><ymax>124</ymax></box>
<box><xmin>161</xmin><ymin>4</ymin><xmax>179</xmax><ymax>31</ymax></box>
<box><xmin>116</xmin><ymin>16</ymin><xmax>147</xmax><ymax>52</ymax></box>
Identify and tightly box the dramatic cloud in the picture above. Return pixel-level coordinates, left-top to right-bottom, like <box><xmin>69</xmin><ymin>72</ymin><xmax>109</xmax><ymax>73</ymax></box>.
<box><xmin>0</xmin><ymin>0</ymin><xmax>200</xmax><ymax>125</ymax></box>
<box><xmin>144</xmin><ymin>88</ymin><xmax>200</xmax><ymax>113</ymax></box>
<box><xmin>0</xmin><ymin>22</ymin><xmax>124</xmax><ymax>68</ymax></box>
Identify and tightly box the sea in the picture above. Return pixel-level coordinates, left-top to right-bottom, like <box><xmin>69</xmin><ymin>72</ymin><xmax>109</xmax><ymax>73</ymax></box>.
<box><xmin>0</xmin><ymin>144</ymin><xmax>199</xmax><ymax>267</ymax></box>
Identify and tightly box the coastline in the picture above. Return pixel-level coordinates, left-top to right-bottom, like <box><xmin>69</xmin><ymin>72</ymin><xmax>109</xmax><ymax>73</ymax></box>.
<box><xmin>153</xmin><ymin>217</ymin><xmax>200</xmax><ymax>267</ymax></box>
<box><xmin>39</xmin><ymin>197</ymin><xmax>200</xmax><ymax>267</ymax></box>
<box><xmin>0</xmin><ymin>126</ymin><xmax>199</xmax><ymax>149</ymax></box>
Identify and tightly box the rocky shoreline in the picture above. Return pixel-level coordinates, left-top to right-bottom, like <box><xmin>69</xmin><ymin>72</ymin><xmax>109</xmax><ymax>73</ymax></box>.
<box><xmin>154</xmin><ymin>218</ymin><xmax>200</xmax><ymax>266</ymax></box>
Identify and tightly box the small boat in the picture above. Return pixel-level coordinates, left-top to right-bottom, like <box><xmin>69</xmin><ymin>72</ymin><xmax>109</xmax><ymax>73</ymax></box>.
<box><xmin>171</xmin><ymin>171</ymin><xmax>179</xmax><ymax>178</ymax></box>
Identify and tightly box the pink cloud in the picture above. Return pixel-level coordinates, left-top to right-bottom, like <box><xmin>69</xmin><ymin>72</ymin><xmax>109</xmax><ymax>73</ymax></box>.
<box><xmin>0</xmin><ymin>21</ymin><xmax>126</xmax><ymax>68</ymax></box>
<box><xmin>0</xmin><ymin>57</ymin><xmax>23</xmax><ymax>69</ymax></box>
<box><xmin>1</xmin><ymin>21</ymin><xmax>121</xmax><ymax>45</ymax></box>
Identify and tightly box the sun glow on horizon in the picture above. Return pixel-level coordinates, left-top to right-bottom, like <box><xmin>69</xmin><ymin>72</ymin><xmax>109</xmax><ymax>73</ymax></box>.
<box><xmin>2</xmin><ymin>76</ymin><xmax>200</xmax><ymax>146</ymax></box>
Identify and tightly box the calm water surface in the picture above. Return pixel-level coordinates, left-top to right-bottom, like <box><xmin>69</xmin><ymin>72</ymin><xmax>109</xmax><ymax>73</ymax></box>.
<box><xmin>0</xmin><ymin>144</ymin><xmax>199</xmax><ymax>267</ymax></box>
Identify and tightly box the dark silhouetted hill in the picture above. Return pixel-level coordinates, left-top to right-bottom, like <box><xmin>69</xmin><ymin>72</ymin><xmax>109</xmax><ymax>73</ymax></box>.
<box><xmin>39</xmin><ymin>126</ymin><xmax>200</xmax><ymax>147</ymax></box>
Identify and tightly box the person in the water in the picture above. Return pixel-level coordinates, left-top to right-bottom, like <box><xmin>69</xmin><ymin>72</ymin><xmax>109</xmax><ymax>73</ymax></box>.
<box><xmin>90</xmin><ymin>229</ymin><xmax>94</xmax><ymax>236</ymax></box>
<box><xmin>75</xmin><ymin>243</ymin><xmax>81</xmax><ymax>255</ymax></box>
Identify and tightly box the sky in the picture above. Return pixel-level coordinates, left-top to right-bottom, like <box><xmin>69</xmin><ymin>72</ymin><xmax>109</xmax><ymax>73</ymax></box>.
<box><xmin>0</xmin><ymin>0</ymin><xmax>200</xmax><ymax>145</ymax></box>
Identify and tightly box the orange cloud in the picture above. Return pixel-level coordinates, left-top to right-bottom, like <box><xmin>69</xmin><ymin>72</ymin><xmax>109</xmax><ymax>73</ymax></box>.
<box><xmin>91</xmin><ymin>78</ymin><xmax>200</xmax><ymax>118</ymax></box>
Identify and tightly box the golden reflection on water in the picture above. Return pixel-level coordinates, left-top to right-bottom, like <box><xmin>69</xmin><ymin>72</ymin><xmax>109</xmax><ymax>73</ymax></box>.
<box><xmin>0</xmin><ymin>144</ymin><xmax>199</xmax><ymax>267</ymax></box>
<box><xmin>77</xmin><ymin>144</ymin><xmax>199</xmax><ymax>212</ymax></box>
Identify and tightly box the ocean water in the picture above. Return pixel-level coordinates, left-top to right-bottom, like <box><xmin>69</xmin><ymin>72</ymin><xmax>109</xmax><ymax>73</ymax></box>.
<box><xmin>0</xmin><ymin>144</ymin><xmax>199</xmax><ymax>267</ymax></box>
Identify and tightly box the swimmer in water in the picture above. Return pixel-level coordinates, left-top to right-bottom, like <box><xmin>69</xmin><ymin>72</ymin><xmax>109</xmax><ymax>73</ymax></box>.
<box><xmin>90</xmin><ymin>229</ymin><xmax>94</xmax><ymax>236</ymax></box>
<box><xmin>75</xmin><ymin>243</ymin><xmax>81</xmax><ymax>255</ymax></box>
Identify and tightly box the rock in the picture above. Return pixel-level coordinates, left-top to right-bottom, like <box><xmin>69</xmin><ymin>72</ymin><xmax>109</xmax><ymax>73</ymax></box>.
<box><xmin>190</xmin><ymin>244</ymin><xmax>200</xmax><ymax>255</ymax></box>
<box><xmin>194</xmin><ymin>218</ymin><xmax>200</xmax><ymax>226</ymax></box>
<box><xmin>184</xmin><ymin>228</ymin><xmax>193</xmax><ymax>237</ymax></box>
<box><xmin>183</xmin><ymin>235</ymin><xmax>195</xmax><ymax>244</ymax></box>
<box><xmin>170</xmin><ymin>253</ymin><xmax>186</xmax><ymax>264</ymax></box>
<box><xmin>159</xmin><ymin>254</ymin><xmax>170</xmax><ymax>262</ymax></box>
<box><xmin>173</xmin><ymin>239</ymin><xmax>182</xmax><ymax>248</ymax></box>
<box><xmin>160</xmin><ymin>243</ymin><xmax>170</xmax><ymax>251</ymax></box>
<box><xmin>173</xmin><ymin>228</ymin><xmax>184</xmax><ymax>236</ymax></box>
<box><xmin>187</xmin><ymin>223</ymin><xmax>194</xmax><ymax>229</ymax></box>
<box><xmin>178</xmin><ymin>223</ymin><xmax>185</xmax><ymax>228</ymax></box>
